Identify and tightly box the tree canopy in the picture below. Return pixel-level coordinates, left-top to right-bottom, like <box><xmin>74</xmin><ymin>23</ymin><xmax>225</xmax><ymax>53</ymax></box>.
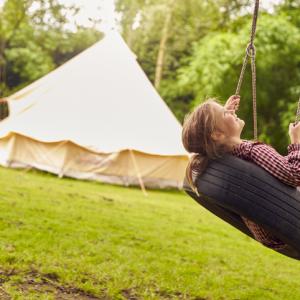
<box><xmin>115</xmin><ymin>0</ymin><xmax>300</xmax><ymax>152</ymax></box>
<box><xmin>0</xmin><ymin>0</ymin><xmax>102</xmax><ymax>96</ymax></box>
<box><xmin>178</xmin><ymin>14</ymin><xmax>300</xmax><ymax>151</ymax></box>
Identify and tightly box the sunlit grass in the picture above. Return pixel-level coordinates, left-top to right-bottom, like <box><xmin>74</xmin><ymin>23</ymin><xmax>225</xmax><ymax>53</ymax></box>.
<box><xmin>0</xmin><ymin>166</ymin><xmax>299</xmax><ymax>299</ymax></box>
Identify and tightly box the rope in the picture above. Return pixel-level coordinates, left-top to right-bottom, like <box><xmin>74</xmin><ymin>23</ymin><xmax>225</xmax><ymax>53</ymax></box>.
<box><xmin>235</xmin><ymin>53</ymin><xmax>248</xmax><ymax>96</ymax></box>
<box><xmin>295</xmin><ymin>97</ymin><xmax>300</xmax><ymax>124</ymax></box>
<box><xmin>250</xmin><ymin>51</ymin><xmax>257</xmax><ymax>140</ymax></box>
<box><xmin>249</xmin><ymin>0</ymin><xmax>259</xmax><ymax>45</ymax></box>
<box><xmin>235</xmin><ymin>0</ymin><xmax>260</xmax><ymax>140</ymax></box>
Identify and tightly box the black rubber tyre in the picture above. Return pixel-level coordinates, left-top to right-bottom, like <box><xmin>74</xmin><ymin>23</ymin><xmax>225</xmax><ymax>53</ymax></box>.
<box><xmin>183</xmin><ymin>155</ymin><xmax>300</xmax><ymax>260</ymax></box>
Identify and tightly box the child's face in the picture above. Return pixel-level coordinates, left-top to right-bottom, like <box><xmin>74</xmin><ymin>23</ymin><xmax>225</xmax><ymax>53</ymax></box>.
<box><xmin>213</xmin><ymin>102</ymin><xmax>245</xmax><ymax>140</ymax></box>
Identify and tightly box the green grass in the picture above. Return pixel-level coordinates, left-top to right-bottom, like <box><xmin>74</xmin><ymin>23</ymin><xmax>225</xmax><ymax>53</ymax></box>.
<box><xmin>0</xmin><ymin>166</ymin><xmax>299</xmax><ymax>299</ymax></box>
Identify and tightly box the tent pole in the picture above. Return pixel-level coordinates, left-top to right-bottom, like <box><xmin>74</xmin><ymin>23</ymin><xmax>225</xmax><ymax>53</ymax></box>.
<box><xmin>129</xmin><ymin>150</ymin><xmax>148</xmax><ymax>196</ymax></box>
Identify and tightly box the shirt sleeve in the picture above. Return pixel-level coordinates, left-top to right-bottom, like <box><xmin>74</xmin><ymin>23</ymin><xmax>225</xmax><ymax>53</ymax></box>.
<box><xmin>241</xmin><ymin>217</ymin><xmax>286</xmax><ymax>250</ymax></box>
<box><xmin>232</xmin><ymin>141</ymin><xmax>300</xmax><ymax>187</ymax></box>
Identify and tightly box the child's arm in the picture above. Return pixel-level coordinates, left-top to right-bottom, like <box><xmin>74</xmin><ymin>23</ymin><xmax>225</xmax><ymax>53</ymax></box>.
<box><xmin>289</xmin><ymin>122</ymin><xmax>300</xmax><ymax>144</ymax></box>
<box><xmin>233</xmin><ymin>141</ymin><xmax>300</xmax><ymax>187</ymax></box>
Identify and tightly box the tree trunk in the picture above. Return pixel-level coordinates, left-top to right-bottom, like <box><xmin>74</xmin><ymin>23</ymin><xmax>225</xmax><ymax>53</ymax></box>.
<box><xmin>0</xmin><ymin>42</ymin><xmax>6</xmax><ymax>97</ymax></box>
<box><xmin>154</xmin><ymin>1</ymin><xmax>174</xmax><ymax>90</ymax></box>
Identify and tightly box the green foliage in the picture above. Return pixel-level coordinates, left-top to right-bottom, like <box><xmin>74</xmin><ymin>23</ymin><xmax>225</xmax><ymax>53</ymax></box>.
<box><xmin>178</xmin><ymin>14</ymin><xmax>300</xmax><ymax>152</ymax></box>
<box><xmin>50</xmin><ymin>28</ymin><xmax>102</xmax><ymax>66</ymax></box>
<box><xmin>115</xmin><ymin>0</ymin><xmax>300</xmax><ymax>152</ymax></box>
<box><xmin>0</xmin><ymin>0</ymin><xmax>102</xmax><ymax>96</ymax></box>
<box><xmin>113</xmin><ymin>0</ymin><xmax>250</xmax><ymax>120</ymax></box>
<box><xmin>114</xmin><ymin>0</ymin><xmax>253</xmax><ymax>124</ymax></box>
<box><xmin>6</xmin><ymin>43</ymin><xmax>54</xmax><ymax>85</ymax></box>
<box><xmin>276</xmin><ymin>0</ymin><xmax>300</xmax><ymax>27</ymax></box>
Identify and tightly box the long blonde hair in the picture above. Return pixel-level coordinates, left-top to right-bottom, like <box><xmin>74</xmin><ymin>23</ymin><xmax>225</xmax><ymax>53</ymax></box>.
<box><xmin>182</xmin><ymin>99</ymin><xmax>231</xmax><ymax>193</ymax></box>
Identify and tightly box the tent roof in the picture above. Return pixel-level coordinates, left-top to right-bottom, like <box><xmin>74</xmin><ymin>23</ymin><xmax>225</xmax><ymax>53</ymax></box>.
<box><xmin>0</xmin><ymin>32</ymin><xmax>187</xmax><ymax>156</ymax></box>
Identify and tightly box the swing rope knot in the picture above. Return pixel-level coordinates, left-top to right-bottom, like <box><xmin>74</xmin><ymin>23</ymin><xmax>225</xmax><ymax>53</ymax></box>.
<box><xmin>235</xmin><ymin>0</ymin><xmax>259</xmax><ymax>140</ymax></box>
<box><xmin>295</xmin><ymin>97</ymin><xmax>300</xmax><ymax>125</ymax></box>
<box><xmin>246</xmin><ymin>43</ymin><xmax>256</xmax><ymax>58</ymax></box>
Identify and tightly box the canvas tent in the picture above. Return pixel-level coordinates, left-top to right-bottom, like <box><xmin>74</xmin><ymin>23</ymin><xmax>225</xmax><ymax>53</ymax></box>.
<box><xmin>0</xmin><ymin>32</ymin><xmax>188</xmax><ymax>189</ymax></box>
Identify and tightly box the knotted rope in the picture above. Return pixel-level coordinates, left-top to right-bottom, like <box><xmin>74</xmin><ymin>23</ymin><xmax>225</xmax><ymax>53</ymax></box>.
<box><xmin>235</xmin><ymin>0</ymin><xmax>260</xmax><ymax>140</ymax></box>
<box><xmin>295</xmin><ymin>97</ymin><xmax>300</xmax><ymax>125</ymax></box>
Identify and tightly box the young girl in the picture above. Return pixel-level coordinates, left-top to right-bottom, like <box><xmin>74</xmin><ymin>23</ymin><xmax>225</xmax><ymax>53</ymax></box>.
<box><xmin>182</xmin><ymin>96</ymin><xmax>300</xmax><ymax>250</ymax></box>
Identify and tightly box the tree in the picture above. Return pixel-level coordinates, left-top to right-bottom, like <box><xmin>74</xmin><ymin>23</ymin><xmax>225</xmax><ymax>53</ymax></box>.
<box><xmin>115</xmin><ymin>0</ymin><xmax>252</xmax><ymax>121</ymax></box>
<box><xmin>178</xmin><ymin>14</ymin><xmax>300</xmax><ymax>152</ymax></box>
<box><xmin>276</xmin><ymin>0</ymin><xmax>300</xmax><ymax>27</ymax></box>
<box><xmin>0</xmin><ymin>0</ymin><xmax>30</xmax><ymax>96</ymax></box>
<box><xmin>0</xmin><ymin>0</ymin><xmax>102</xmax><ymax>96</ymax></box>
<box><xmin>115</xmin><ymin>0</ymin><xmax>149</xmax><ymax>48</ymax></box>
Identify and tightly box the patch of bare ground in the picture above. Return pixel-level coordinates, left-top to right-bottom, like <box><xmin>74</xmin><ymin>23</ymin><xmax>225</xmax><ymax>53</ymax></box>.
<box><xmin>0</xmin><ymin>286</ymin><xmax>11</xmax><ymax>300</ymax></box>
<box><xmin>0</xmin><ymin>269</ymin><xmax>208</xmax><ymax>300</ymax></box>
<box><xmin>121</xmin><ymin>287</ymin><xmax>208</xmax><ymax>300</ymax></box>
<box><xmin>156</xmin><ymin>290</ymin><xmax>208</xmax><ymax>299</ymax></box>
<box><xmin>121</xmin><ymin>288</ymin><xmax>139</xmax><ymax>300</ymax></box>
<box><xmin>18</xmin><ymin>281</ymin><xmax>106</xmax><ymax>300</ymax></box>
<box><xmin>0</xmin><ymin>269</ymin><xmax>111</xmax><ymax>300</ymax></box>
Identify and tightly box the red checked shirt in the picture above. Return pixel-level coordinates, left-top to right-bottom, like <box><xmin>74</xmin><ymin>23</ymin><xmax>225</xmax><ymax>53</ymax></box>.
<box><xmin>232</xmin><ymin>141</ymin><xmax>300</xmax><ymax>250</ymax></box>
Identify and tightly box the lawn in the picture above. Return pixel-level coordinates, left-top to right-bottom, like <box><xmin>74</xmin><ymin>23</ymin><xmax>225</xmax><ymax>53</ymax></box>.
<box><xmin>0</xmin><ymin>166</ymin><xmax>299</xmax><ymax>299</ymax></box>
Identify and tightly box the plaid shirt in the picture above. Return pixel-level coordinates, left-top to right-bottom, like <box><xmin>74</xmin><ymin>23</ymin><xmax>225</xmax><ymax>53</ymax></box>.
<box><xmin>232</xmin><ymin>141</ymin><xmax>300</xmax><ymax>250</ymax></box>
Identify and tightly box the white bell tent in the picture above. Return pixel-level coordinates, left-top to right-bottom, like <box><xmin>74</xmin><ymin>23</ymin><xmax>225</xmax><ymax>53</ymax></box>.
<box><xmin>0</xmin><ymin>32</ymin><xmax>188</xmax><ymax>189</ymax></box>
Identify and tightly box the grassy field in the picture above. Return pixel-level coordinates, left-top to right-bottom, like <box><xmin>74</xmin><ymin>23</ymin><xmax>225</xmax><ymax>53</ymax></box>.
<box><xmin>0</xmin><ymin>167</ymin><xmax>299</xmax><ymax>299</ymax></box>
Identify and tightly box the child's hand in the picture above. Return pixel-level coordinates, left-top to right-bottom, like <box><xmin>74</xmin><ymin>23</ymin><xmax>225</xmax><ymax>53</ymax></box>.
<box><xmin>225</xmin><ymin>95</ymin><xmax>240</xmax><ymax>111</ymax></box>
<box><xmin>289</xmin><ymin>122</ymin><xmax>300</xmax><ymax>144</ymax></box>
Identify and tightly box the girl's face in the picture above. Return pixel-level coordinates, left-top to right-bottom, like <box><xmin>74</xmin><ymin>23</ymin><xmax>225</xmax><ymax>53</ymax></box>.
<box><xmin>212</xmin><ymin>102</ymin><xmax>245</xmax><ymax>140</ymax></box>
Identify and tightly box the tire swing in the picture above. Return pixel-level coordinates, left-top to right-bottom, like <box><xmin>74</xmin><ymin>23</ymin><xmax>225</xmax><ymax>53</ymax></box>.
<box><xmin>183</xmin><ymin>0</ymin><xmax>300</xmax><ymax>260</ymax></box>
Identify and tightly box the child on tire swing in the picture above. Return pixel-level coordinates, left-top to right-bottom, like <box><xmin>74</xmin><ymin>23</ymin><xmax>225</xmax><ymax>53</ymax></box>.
<box><xmin>182</xmin><ymin>95</ymin><xmax>300</xmax><ymax>250</ymax></box>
